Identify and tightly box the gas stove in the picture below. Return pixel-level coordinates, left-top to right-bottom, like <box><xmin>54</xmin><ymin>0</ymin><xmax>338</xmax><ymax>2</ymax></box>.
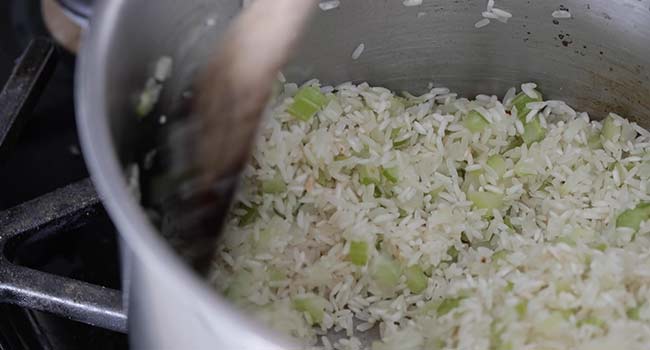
<box><xmin>0</xmin><ymin>0</ymin><xmax>127</xmax><ymax>348</ymax></box>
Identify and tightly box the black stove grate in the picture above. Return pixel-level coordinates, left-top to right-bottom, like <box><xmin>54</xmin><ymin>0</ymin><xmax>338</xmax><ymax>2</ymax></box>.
<box><xmin>0</xmin><ymin>36</ymin><xmax>128</xmax><ymax>349</ymax></box>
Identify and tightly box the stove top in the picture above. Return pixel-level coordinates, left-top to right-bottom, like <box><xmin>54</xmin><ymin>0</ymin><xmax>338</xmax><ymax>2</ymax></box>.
<box><xmin>0</xmin><ymin>0</ymin><xmax>128</xmax><ymax>348</ymax></box>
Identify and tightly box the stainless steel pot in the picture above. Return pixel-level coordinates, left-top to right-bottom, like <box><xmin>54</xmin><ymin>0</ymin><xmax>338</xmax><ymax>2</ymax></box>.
<box><xmin>71</xmin><ymin>0</ymin><xmax>650</xmax><ymax>348</ymax></box>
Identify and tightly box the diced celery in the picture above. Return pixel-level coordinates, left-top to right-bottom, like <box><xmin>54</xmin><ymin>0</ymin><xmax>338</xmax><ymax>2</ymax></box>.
<box><xmin>262</xmin><ymin>174</ymin><xmax>286</xmax><ymax>194</ymax></box>
<box><xmin>287</xmin><ymin>86</ymin><xmax>328</xmax><ymax>121</ymax></box>
<box><xmin>616</xmin><ymin>202</ymin><xmax>650</xmax><ymax>231</ymax></box>
<box><xmin>522</xmin><ymin>117</ymin><xmax>546</xmax><ymax>145</ymax></box>
<box><xmin>602</xmin><ymin>115</ymin><xmax>621</xmax><ymax>141</ymax></box>
<box><xmin>398</xmin><ymin>208</ymin><xmax>408</xmax><ymax>218</ymax></box>
<box><xmin>514</xmin><ymin>161</ymin><xmax>536</xmax><ymax>177</ymax></box>
<box><xmin>388</xmin><ymin>97</ymin><xmax>406</xmax><ymax>117</ymax></box>
<box><xmin>382</xmin><ymin>166</ymin><xmax>399</xmax><ymax>184</ymax></box>
<box><xmin>405</xmin><ymin>265</ymin><xmax>427</xmax><ymax>294</ymax></box>
<box><xmin>511</xmin><ymin>91</ymin><xmax>543</xmax><ymax>119</ymax></box>
<box><xmin>393</xmin><ymin>138</ymin><xmax>410</xmax><ymax>149</ymax></box>
<box><xmin>349</xmin><ymin>241</ymin><xmax>369</xmax><ymax>266</ymax></box>
<box><xmin>463</xmin><ymin>169</ymin><xmax>482</xmax><ymax>192</ymax></box>
<box><xmin>464</xmin><ymin>110</ymin><xmax>489</xmax><ymax>133</ymax></box>
<box><xmin>371</xmin><ymin>255</ymin><xmax>401</xmax><ymax>293</ymax></box>
<box><xmin>487</xmin><ymin>155</ymin><xmax>507</xmax><ymax>178</ymax></box>
<box><xmin>316</xmin><ymin>169</ymin><xmax>335</xmax><ymax>188</ymax></box>
<box><xmin>578</xmin><ymin>316</ymin><xmax>605</xmax><ymax>328</ymax></box>
<box><xmin>293</xmin><ymin>295</ymin><xmax>328</xmax><ymax>325</ymax></box>
<box><xmin>503</xmin><ymin>217</ymin><xmax>514</xmax><ymax>230</ymax></box>
<box><xmin>423</xmin><ymin>338</ymin><xmax>446</xmax><ymax>350</ymax></box>
<box><xmin>515</xmin><ymin>300</ymin><xmax>528</xmax><ymax>319</ymax></box>
<box><xmin>239</xmin><ymin>205</ymin><xmax>258</xmax><ymax>226</ymax></box>
<box><xmin>588</xmin><ymin>132</ymin><xmax>602</xmax><ymax>149</ymax></box>
<box><xmin>593</xmin><ymin>242</ymin><xmax>608</xmax><ymax>252</ymax></box>
<box><xmin>505</xmin><ymin>281</ymin><xmax>515</xmax><ymax>292</ymax></box>
<box><xmin>359</xmin><ymin>165</ymin><xmax>381</xmax><ymax>185</ymax></box>
<box><xmin>627</xmin><ymin>306</ymin><xmax>641</xmax><ymax>320</ymax></box>
<box><xmin>436</xmin><ymin>297</ymin><xmax>464</xmax><ymax>316</ymax></box>
<box><xmin>391</xmin><ymin>127</ymin><xmax>410</xmax><ymax>149</ymax></box>
<box><xmin>429</xmin><ymin>186</ymin><xmax>444</xmax><ymax>202</ymax></box>
<box><xmin>468</xmin><ymin>191</ymin><xmax>504</xmax><ymax>211</ymax></box>
<box><xmin>268</xmin><ymin>268</ymin><xmax>286</xmax><ymax>282</ymax></box>
<box><xmin>445</xmin><ymin>246</ymin><xmax>459</xmax><ymax>263</ymax></box>
<box><xmin>492</xmin><ymin>250</ymin><xmax>508</xmax><ymax>262</ymax></box>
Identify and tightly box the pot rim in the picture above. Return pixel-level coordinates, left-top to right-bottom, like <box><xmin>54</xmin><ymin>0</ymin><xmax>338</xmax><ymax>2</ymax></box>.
<box><xmin>75</xmin><ymin>1</ymin><xmax>287</xmax><ymax>348</ymax></box>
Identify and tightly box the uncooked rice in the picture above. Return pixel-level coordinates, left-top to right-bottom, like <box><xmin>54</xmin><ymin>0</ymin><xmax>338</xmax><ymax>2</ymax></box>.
<box><xmin>552</xmin><ymin>10</ymin><xmax>572</xmax><ymax>19</ymax></box>
<box><xmin>475</xmin><ymin>18</ymin><xmax>491</xmax><ymax>29</ymax></box>
<box><xmin>403</xmin><ymin>0</ymin><xmax>423</xmax><ymax>7</ymax></box>
<box><xmin>319</xmin><ymin>0</ymin><xmax>340</xmax><ymax>11</ymax></box>
<box><xmin>211</xmin><ymin>80</ymin><xmax>650</xmax><ymax>350</ymax></box>
<box><xmin>352</xmin><ymin>43</ymin><xmax>365</xmax><ymax>60</ymax></box>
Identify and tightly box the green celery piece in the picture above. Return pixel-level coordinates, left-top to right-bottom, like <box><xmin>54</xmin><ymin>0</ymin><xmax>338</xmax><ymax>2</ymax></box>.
<box><xmin>578</xmin><ymin>316</ymin><xmax>605</xmax><ymax>328</ymax></box>
<box><xmin>371</xmin><ymin>255</ymin><xmax>401</xmax><ymax>292</ymax></box>
<box><xmin>445</xmin><ymin>246</ymin><xmax>459</xmax><ymax>263</ymax></box>
<box><xmin>349</xmin><ymin>241</ymin><xmax>369</xmax><ymax>266</ymax></box>
<box><xmin>588</xmin><ymin>132</ymin><xmax>602</xmax><ymax>149</ymax></box>
<box><xmin>487</xmin><ymin>155</ymin><xmax>507</xmax><ymax>178</ymax></box>
<box><xmin>592</xmin><ymin>242</ymin><xmax>608</xmax><ymax>252</ymax></box>
<box><xmin>287</xmin><ymin>86</ymin><xmax>328</xmax><ymax>121</ymax></box>
<box><xmin>468</xmin><ymin>191</ymin><xmax>504</xmax><ymax>211</ymax></box>
<box><xmin>359</xmin><ymin>165</ymin><xmax>381</xmax><ymax>185</ymax></box>
<box><xmin>293</xmin><ymin>295</ymin><xmax>328</xmax><ymax>325</ymax></box>
<box><xmin>627</xmin><ymin>306</ymin><xmax>642</xmax><ymax>320</ymax></box>
<box><xmin>353</xmin><ymin>145</ymin><xmax>371</xmax><ymax>159</ymax></box>
<box><xmin>515</xmin><ymin>300</ymin><xmax>528</xmax><ymax>319</ymax></box>
<box><xmin>616</xmin><ymin>202</ymin><xmax>650</xmax><ymax>231</ymax></box>
<box><xmin>388</xmin><ymin>96</ymin><xmax>406</xmax><ymax>117</ymax></box>
<box><xmin>505</xmin><ymin>281</ymin><xmax>515</xmax><ymax>292</ymax></box>
<box><xmin>393</xmin><ymin>138</ymin><xmax>410</xmax><ymax>149</ymax></box>
<box><xmin>463</xmin><ymin>169</ymin><xmax>483</xmax><ymax>192</ymax></box>
<box><xmin>522</xmin><ymin>117</ymin><xmax>546</xmax><ymax>146</ymax></box>
<box><xmin>464</xmin><ymin>110</ymin><xmax>489</xmax><ymax>133</ymax></box>
<box><xmin>602</xmin><ymin>115</ymin><xmax>621</xmax><ymax>141</ymax></box>
<box><xmin>492</xmin><ymin>250</ymin><xmax>508</xmax><ymax>262</ymax></box>
<box><xmin>268</xmin><ymin>268</ymin><xmax>285</xmax><ymax>282</ymax></box>
<box><xmin>239</xmin><ymin>205</ymin><xmax>258</xmax><ymax>226</ymax></box>
<box><xmin>316</xmin><ymin>169</ymin><xmax>335</xmax><ymax>188</ymax></box>
<box><xmin>430</xmin><ymin>186</ymin><xmax>444</xmax><ymax>202</ymax></box>
<box><xmin>437</xmin><ymin>297</ymin><xmax>464</xmax><ymax>316</ymax></box>
<box><xmin>503</xmin><ymin>217</ymin><xmax>514</xmax><ymax>230</ymax></box>
<box><xmin>391</xmin><ymin>127</ymin><xmax>410</xmax><ymax>149</ymax></box>
<box><xmin>405</xmin><ymin>265</ymin><xmax>427</xmax><ymax>294</ymax></box>
<box><xmin>262</xmin><ymin>174</ymin><xmax>286</xmax><ymax>194</ymax></box>
<box><xmin>382</xmin><ymin>166</ymin><xmax>399</xmax><ymax>184</ymax></box>
<box><xmin>511</xmin><ymin>91</ymin><xmax>543</xmax><ymax>119</ymax></box>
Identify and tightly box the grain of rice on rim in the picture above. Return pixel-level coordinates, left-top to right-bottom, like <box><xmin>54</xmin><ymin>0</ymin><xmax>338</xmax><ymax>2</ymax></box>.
<box><xmin>318</xmin><ymin>0</ymin><xmax>340</xmax><ymax>11</ymax></box>
<box><xmin>351</xmin><ymin>43</ymin><xmax>365</xmax><ymax>60</ymax></box>
<box><xmin>475</xmin><ymin>18</ymin><xmax>491</xmax><ymax>28</ymax></box>
<box><xmin>552</xmin><ymin>9</ymin><xmax>572</xmax><ymax>19</ymax></box>
<box><xmin>211</xmin><ymin>79</ymin><xmax>650</xmax><ymax>350</ymax></box>
<box><xmin>402</xmin><ymin>0</ymin><xmax>423</xmax><ymax>7</ymax></box>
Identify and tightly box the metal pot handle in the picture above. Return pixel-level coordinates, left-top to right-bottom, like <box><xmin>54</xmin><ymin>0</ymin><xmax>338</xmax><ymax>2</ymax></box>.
<box><xmin>0</xmin><ymin>39</ymin><xmax>126</xmax><ymax>333</ymax></box>
<box><xmin>54</xmin><ymin>0</ymin><xmax>94</xmax><ymax>26</ymax></box>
